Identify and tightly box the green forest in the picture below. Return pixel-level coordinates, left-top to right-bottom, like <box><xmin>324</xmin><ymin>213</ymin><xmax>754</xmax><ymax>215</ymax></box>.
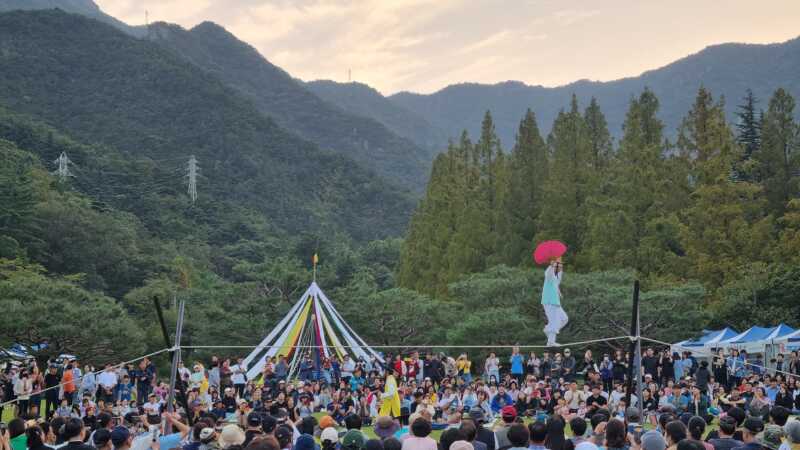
<box><xmin>1</xmin><ymin>10</ymin><xmax>799</xmax><ymax>367</ymax></box>
<box><xmin>397</xmin><ymin>87</ymin><xmax>800</xmax><ymax>332</ymax></box>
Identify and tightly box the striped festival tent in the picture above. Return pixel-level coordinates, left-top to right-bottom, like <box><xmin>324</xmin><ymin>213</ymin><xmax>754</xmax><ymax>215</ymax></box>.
<box><xmin>242</xmin><ymin>281</ymin><xmax>384</xmax><ymax>380</ymax></box>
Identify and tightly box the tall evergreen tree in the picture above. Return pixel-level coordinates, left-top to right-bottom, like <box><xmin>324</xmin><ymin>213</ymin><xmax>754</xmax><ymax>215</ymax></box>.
<box><xmin>678</xmin><ymin>88</ymin><xmax>773</xmax><ymax>292</ymax></box>
<box><xmin>583</xmin><ymin>97</ymin><xmax>613</xmax><ymax>171</ymax></box>
<box><xmin>584</xmin><ymin>89</ymin><xmax>681</xmax><ymax>275</ymax></box>
<box><xmin>538</xmin><ymin>94</ymin><xmax>592</xmax><ymax>267</ymax></box>
<box><xmin>757</xmin><ymin>88</ymin><xmax>799</xmax><ymax>217</ymax></box>
<box><xmin>502</xmin><ymin>110</ymin><xmax>548</xmax><ymax>266</ymax></box>
<box><xmin>735</xmin><ymin>89</ymin><xmax>761</xmax><ymax>161</ymax></box>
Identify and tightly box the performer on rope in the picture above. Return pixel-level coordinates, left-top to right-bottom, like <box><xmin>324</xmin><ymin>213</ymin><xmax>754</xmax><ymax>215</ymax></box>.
<box><xmin>534</xmin><ymin>240</ymin><xmax>568</xmax><ymax>347</ymax></box>
<box><xmin>378</xmin><ymin>368</ymin><xmax>401</xmax><ymax>417</ymax></box>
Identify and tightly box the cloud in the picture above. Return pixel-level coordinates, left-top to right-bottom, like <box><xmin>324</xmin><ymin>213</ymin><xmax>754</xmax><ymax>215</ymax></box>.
<box><xmin>95</xmin><ymin>0</ymin><xmax>800</xmax><ymax>94</ymax></box>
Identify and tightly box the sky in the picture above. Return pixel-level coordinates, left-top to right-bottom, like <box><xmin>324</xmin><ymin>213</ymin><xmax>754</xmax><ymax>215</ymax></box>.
<box><xmin>95</xmin><ymin>0</ymin><xmax>800</xmax><ymax>95</ymax></box>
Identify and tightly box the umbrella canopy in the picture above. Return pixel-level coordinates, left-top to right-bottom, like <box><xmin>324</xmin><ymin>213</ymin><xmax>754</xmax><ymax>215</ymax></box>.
<box><xmin>533</xmin><ymin>240</ymin><xmax>567</xmax><ymax>265</ymax></box>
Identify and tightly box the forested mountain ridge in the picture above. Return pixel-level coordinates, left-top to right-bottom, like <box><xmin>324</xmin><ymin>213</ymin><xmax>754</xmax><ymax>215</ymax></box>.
<box><xmin>0</xmin><ymin>0</ymin><xmax>143</xmax><ymax>35</ymax></box>
<box><xmin>306</xmin><ymin>80</ymin><xmax>448</xmax><ymax>154</ymax></box>
<box><xmin>147</xmin><ymin>20</ymin><xmax>431</xmax><ymax>190</ymax></box>
<box><xmin>0</xmin><ymin>9</ymin><xmax>414</xmax><ymax>242</ymax></box>
<box><xmin>390</xmin><ymin>36</ymin><xmax>800</xmax><ymax>146</ymax></box>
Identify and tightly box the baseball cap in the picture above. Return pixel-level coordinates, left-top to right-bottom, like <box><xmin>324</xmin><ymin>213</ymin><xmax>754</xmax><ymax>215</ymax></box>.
<box><xmin>743</xmin><ymin>417</ymin><xmax>765</xmax><ymax>434</ymax></box>
<box><xmin>501</xmin><ymin>405</ymin><xmax>517</xmax><ymax>419</ymax></box>
<box><xmin>199</xmin><ymin>428</ymin><xmax>216</xmax><ymax>441</ymax></box>
<box><xmin>342</xmin><ymin>430</ymin><xmax>366</xmax><ymax>450</ymax></box>
<box><xmin>319</xmin><ymin>415</ymin><xmax>336</xmax><ymax>429</ymax></box>
<box><xmin>293</xmin><ymin>434</ymin><xmax>317</xmax><ymax>450</ymax></box>
<box><xmin>757</xmin><ymin>425</ymin><xmax>784</xmax><ymax>450</ymax></box>
<box><xmin>248</xmin><ymin>414</ymin><xmax>262</xmax><ymax>427</ymax></box>
<box><xmin>784</xmin><ymin>420</ymin><xmax>800</xmax><ymax>444</ymax></box>
<box><xmin>110</xmin><ymin>426</ymin><xmax>130</xmax><ymax>446</ymax></box>
<box><xmin>468</xmin><ymin>407</ymin><xmax>485</xmax><ymax>423</ymax></box>
<box><xmin>640</xmin><ymin>430</ymin><xmax>666</xmax><ymax>450</ymax></box>
<box><xmin>321</xmin><ymin>427</ymin><xmax>339</xmax><ymax>444</ymax></box>
<box><xmin>261</xmin><ymin>414</ymin><xmax>277</xmax><ymax>433</ymax></box>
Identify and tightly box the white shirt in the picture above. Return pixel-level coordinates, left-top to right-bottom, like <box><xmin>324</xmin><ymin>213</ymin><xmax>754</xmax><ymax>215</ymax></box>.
<box><xmin>231</xmin><ymin>365</ymin><xmax>246</xmax><ymax>385</ymax></box>
<box><xmin>98</xmin><ymin>371</ymin><xmax>118</xmax><ymax>389</ymax></box>
<box><xmin>143</xmin><ymin>401</ymin><xmax>161</xmax><ymax>415</ymax></box>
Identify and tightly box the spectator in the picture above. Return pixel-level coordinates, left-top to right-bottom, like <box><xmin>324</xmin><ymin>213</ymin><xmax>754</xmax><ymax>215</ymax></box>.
<box><xmin>401</xmin><ymin>418</ymin><xmax>436</xmax><ymax>450</ymax></box>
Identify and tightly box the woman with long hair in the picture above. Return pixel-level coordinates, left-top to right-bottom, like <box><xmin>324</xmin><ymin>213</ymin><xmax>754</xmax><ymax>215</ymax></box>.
<box><xmin>544</xmin><ymin>414</ymin><xmax>566</xmax><ymax>450</ymax></box>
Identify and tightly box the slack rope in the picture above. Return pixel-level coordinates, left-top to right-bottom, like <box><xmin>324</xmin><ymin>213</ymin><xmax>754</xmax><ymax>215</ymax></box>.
<box><xmin>179</xmin><ymin>335</ymin><xmax>635</xmax><ymax>350</ymax></box>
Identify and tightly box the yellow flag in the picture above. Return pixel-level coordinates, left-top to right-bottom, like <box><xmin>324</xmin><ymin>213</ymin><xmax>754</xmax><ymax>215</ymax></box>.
<box><xmin>312</xmin><ymin>253</ymin><xmax>319</xmax><ymax>265</ymax></box>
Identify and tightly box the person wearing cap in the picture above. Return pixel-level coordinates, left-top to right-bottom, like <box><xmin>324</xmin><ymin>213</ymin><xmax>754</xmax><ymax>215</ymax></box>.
<box><xmin>321</xmin><ymin>427</ymin><xmax>340</xmax><ymax>450</ymax></box>
<box><xmin>732</xmin><ymin>417</ymin><xmax>766</xmax><ymax>450</ymax></box>
<box><xmin>219</xmin><ymin>424</ymin><xmax>246</xmax><ymax>449</ymax></box>
<box><xmin>374</xmin><ymin>416</ymin><xmax>401</xmax><ymax>441</ymax></box>
<box><xmin>783</xmin><ymin>419</ymin><xmax>800</xmax><ymax>450</ymax></box>
<box><xmin>709</xmin><ymin>416</ymin><xmax>743</xmax><ymax>450</ymax></box>
<box><xmin>244</xmin><ymin>413</ymin><xmax>265</xmax><ymax>446</ymax></box>
<box><xmin>756</xmin><ymin>425</ymin><xmax>785</xmax><ymax>450</ymax></box>
<box><xmin>641</xmin><ymin>431</ymin><xmax>667</xmax><ymax>450</ymax></box>
<box><xmin>493</xmin><ymin>406</ymin><xmax>517</xmax><ymax>450</ymax></box>
<box><xmin>342</xmin><ymin>430</ymin><xmax>367</xmax><ymax>450</ymax></box>
<box><xmin>467</xmin><ymin>407</ymin><xmax>495</xmax><ymax>450</ymax></box>
<box><xmin>111</xmin><ymin>426</ymin><xmax>136</xmax><ymax>450</ymax></box>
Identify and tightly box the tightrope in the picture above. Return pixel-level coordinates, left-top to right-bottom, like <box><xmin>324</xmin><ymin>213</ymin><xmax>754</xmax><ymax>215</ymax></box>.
<box><xmin>0</xmin><ymin>347</ymin><xmax>172</xmax><ymax>408</ymax></box>
<box><xmin>179</xmin><ymin>336</ymin><xmax>635</xmax><ymax>350</ymax></box>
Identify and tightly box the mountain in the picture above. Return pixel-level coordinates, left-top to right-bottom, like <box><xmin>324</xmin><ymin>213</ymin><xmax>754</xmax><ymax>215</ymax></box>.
<box><xmin>147</xmin><ymin>21</ymin><xmax>430</xmax><ymax>190</ymax></box>
<box><xmin>0</xmin><ymin>0</ymin><xmax>144</xmax><ymax>36</ymax></box>
<box><xmin>391</xmin><ymin>37</ymin><xmax>800</xmax><ymax>146</ymax></box>
<box><xmin>0</xmin><ymin>9</ymin><xmax>414</xmax><ymax>242</ymax></box>
<box><xmin>305</xmin><ymin>80</ymin><xmax>448</xmax><ymax>153</ymax></box>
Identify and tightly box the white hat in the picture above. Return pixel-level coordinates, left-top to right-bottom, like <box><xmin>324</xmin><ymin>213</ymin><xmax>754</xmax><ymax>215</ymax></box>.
<box><xmin>321</xmin><ymin>427</ymin><xmax>339</xmax><ymax>443</ymax></box>
<box><xmin>219</xmin><ymin>424</ymin><xmax>245</xmax><ymax>448</ymax></box>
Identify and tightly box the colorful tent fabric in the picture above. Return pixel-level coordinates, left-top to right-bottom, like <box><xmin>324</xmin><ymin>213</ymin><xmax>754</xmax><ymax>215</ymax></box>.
<box><xmin>671</xmin><ymin>328</ymin><xmax>738</xmax><ymax>353</ymax></box>
<box><xmin>242</xmin><ymin>281</ymin><xmax>384</xmax><ymax>380</ymax></box>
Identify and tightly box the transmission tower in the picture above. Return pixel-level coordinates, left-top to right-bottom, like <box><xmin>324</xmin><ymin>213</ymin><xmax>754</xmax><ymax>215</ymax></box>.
<box><xmin>186</xmin><ymin>155</ymin><xmax>198</xmax><ymax>204</ymax></box>
<box><xmin>53</xmin><ymin>152</ymin><xmax>75</xmax><ymax>181</ymax></box>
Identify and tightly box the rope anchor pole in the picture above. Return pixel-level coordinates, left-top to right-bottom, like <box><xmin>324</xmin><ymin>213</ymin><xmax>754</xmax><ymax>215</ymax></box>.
<box><xmin>165</xmin><ymin>298</ymin><xmax>186</xmax><ymax>433</ymax></box>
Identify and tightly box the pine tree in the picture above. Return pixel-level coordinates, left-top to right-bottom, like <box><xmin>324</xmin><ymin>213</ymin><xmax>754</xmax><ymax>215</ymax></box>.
<box><xmin>502</xmin><ymin>109</ymin><xmax>548</xmax><ymax>266</ymax></box>
<box><xmin>583</xmin><ymin>97</ymin><xmax>612</xmax><ymax>171</ymax></box>
<box><xmin>757</xmin><ymin>88</ymin><xmax>799</xmax><ymax>217</ymax></box>
<box><xmin>584</xmin><ymin>89</ymin><xmax>680</xmax><ymax>275</ymax></box>
<box><xmin>676</xmin><ymin>87</ymin><xmax>739</xmax><ymax>185</ymax></box>
<box><xmin>678</xmin><ymin>88</ymin><xmax>772</xmax><ymax>292</ymax></box>
<box><xmin>537</xmin><ymin>94</ymin><xmax>592</xmax><ymax>267</ymax></box>
<box><xmin>735</xmin><ymin>89</ymin><xmax>761</xmax><ymax>162</ymax></box>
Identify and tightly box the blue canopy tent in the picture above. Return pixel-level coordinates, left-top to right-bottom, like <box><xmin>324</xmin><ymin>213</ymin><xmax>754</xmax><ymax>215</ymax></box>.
<box><xmin>719</xmin><ymin>324</ymin><xmax>796</xmax><ymax>353</ymax></box>
<box><xmin>672</xmin><ymin>328</ymin><xmax>739</xmax><ymax>353</ymax></box>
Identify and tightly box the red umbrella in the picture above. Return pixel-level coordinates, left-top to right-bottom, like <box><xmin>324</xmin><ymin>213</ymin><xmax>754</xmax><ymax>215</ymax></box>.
<box><xmin>533</xmin><ymin>240</ymin><xmax>567</xmax><ymax>265</ymax></box>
